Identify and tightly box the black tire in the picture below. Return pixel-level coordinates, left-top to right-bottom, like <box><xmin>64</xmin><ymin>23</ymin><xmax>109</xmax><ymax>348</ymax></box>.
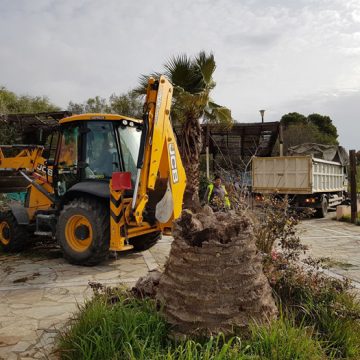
<box><xmin>129</xmin><ymin>231</ymin><xmax>161</xmax><ymax>252</ymax></box>
<box><xmin>0</xmin><ymin>211</ymin><xmax>28</xmax><ymax>252</ymax></box>
<box><xmin>57</xmin><ymin>197</ymin><xmax>109</xmax><ymax>266</ymax></box>
<box><xmin>316</xmin><ymin>197</ymin><xmax>328</xmax><ymax>218</ymax></box>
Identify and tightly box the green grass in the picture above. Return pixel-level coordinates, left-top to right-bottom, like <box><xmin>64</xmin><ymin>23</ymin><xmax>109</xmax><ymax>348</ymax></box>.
<box><xmin>58</xmin><ymin>289</ymin><xmax>336</xmax><ymax>360</ymax></box>
<box><xmin>301</xmin><ymin>292</ymin><xmax>360</xmax><ymax>359</ymax></box>
<box><xmin>249</xmin><ymin>316</ymin><xmax>326</xmax><ymax>360</ymax></box>
<box><xmin>320</xmin><ymin>258</ymin><xmax>356</xmax><ymax>270</ymax></box>
<box><xmin>58</xmin><ymin>290</ymin><xmax>252</xmax><ymax>360</ymax></box>
<box><xmin>59</xmin><ymin>291</ymin><xmax>168</xmax><ymax>360</ymax></box>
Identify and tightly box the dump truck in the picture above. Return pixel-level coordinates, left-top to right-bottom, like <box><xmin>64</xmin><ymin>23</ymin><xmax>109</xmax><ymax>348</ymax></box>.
<box><xmin>0</xmin><ymin>76</ymin><xmax>186</xmax><ymax>265</ymax></box>
<box><xmin>252</xmin><ymin>155</ymin><xmax>347</xmax><ymax>217</ymax></box>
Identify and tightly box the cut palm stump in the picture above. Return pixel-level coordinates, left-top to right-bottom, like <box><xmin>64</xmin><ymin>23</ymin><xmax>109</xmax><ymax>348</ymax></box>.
<box><xmin>156</xmin><ymin>206</ymin><xmax>277</xmax><ymax>337</ymax></box>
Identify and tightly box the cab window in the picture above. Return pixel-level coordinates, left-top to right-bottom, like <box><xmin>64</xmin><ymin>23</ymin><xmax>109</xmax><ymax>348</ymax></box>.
<box><xmin>58</xmin><ymin>127</ymin><xmax>78</xmax><ymax>168</ymax></box>
<box><xmin>56</xmin><ymin>126</ymin><xmax>79</xmax><ymax>195</ymax></box>
<box><xmin>84</xmin><ymin>122</ymin><xmax>120</xmax><ymax>179</ymax></box>
<box><xmin>117</xmin><ymin>125</ymin><xmax>141</xmax><ymax>184</ymax></box>
<box><xmin>43</xmin><ymin>132</ymin><xmax>59</xmax><ymax>162</ymax></box>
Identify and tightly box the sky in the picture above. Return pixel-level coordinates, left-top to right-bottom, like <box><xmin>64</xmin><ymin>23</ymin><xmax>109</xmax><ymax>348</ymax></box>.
<box><xmin>0</xmin><ymin>0</ymin><xmax>359</xmax><ymax>150</ymax></box>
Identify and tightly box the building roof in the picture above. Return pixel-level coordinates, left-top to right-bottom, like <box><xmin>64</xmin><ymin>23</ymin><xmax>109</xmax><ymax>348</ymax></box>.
<box><xmin>202</xmin><ymin>121</ymin><xmax>280</xmax><ymax>159</ymax></box>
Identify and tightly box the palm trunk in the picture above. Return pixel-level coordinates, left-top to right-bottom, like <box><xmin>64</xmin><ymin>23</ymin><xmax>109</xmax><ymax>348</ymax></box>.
<box><xmin>179</xmin><ymin>116</ymin><xmax>202</xmax><ymax>209</ymax></box>
<box><xmin>156</xmin><ymin>207</ymin><xmax>278</xmax><ymax>337</ymax></box>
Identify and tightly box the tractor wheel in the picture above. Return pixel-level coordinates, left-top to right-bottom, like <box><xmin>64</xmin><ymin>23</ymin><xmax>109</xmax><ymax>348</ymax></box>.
<box><xmin>0</xmin><ymin>211</ymin><xmax>28</xmax><ymax>252</ymax></box>
<box><xmin>129</xmin><ymin>231</ymin><xmax>161</xmax><ymax>252</ymax></box>
<box><xmin>57</xmin><ymin>198</ymin><xmax>109</xmax><ymax>266</ymax></box>
<box><xmin>316</xmin><ymin>196</ymin><xmax>328</xmax><ymax>218</ymax></box>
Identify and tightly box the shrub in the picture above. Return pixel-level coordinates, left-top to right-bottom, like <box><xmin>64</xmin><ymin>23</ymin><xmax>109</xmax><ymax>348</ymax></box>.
<box><xmin>253</xmin><ymin>195</ymin><xmax>309</xmax><ymax>257</ymax></box>
<box><xmin>253</xmin><ymin>195</ymin><xmax>360</xmax><ymax>358</ymax></box>
<box><xmin>262</xmin><ymin>223</ymin><xmax>360</xmax><ymax>358</ymax></box>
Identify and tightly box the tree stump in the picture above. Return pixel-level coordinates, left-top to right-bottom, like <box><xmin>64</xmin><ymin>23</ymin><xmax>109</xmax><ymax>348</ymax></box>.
<box><xmin>156</xmin><ymin>206</ymin><xmax>277</xmax><ymax>337</ymax></box>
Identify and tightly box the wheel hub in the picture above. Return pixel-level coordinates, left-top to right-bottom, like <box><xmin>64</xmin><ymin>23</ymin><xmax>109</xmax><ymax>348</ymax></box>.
<box><xmin>65</xmin><ymin>215</ymin><xmax>93</xmax><ymax>252</ymax></box>
<box><xmin>74</xmin><ymin>224</ymin><xmax>90</xmax><ymax>240</ymax></box>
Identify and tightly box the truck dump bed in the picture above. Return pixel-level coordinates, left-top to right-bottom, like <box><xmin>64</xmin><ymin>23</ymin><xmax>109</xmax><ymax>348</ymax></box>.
<box><xmin>252</xmin><ymin>156</ymin><xmax>346</xmax><ymax>194</ymax></box>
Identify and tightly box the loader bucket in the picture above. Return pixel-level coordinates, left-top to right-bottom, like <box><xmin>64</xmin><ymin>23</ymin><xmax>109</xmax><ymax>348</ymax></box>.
<box><xmin>0</xmin><ymin>171</ymin><xmax>30</xmax><ymax>193</ymax></box>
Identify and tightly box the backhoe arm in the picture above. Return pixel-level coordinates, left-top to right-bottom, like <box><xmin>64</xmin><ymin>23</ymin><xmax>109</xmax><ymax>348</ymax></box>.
<box><xmin>132</xmin><ymin>76</ymin><xmax>186</xmax><ymax>226</ymax></box>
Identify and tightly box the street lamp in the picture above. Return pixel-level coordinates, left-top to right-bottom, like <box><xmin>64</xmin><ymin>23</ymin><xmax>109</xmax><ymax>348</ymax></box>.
<box><xmin>259</xmin><ymin>109</ymin><xmax>265</xmax><ymax>123</ymax></box>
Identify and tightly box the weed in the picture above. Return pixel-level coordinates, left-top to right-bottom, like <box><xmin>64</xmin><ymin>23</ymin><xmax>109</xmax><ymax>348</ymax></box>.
<box><xmin>319</xmin><ymin>258</ymin><xmax>356</xmax><ymax>270</ymax></box>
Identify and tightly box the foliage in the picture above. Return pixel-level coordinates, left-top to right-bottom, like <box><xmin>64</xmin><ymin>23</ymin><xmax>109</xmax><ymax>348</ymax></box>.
<box><xmin>67</xmin><ymin>90</ymin><xmax>143</xmax><ymax>118</ymax></box>
<box><xmin>307</xmin><ymin>113</ymin><xmax>338</xmax><ymax>139</ymax></box>
<box><xmin>270</xmin><ymin>260</ymin><xmax>360</xmax><ymax>358</ymax></box>
<box><xmin>254</xmin><ymin>195</ymin><xmax>360</xmax><ymax>358</ymax></box>
<box><xmin>253</xmin><ymin>195</ymin><xmax>309</xmax><ymax>256</ymax></box>
<box><xmin>282</xmin><ymin>123</ymin><xmax>320</xmax><ymax>152</ymax></box>
<box><xmin>0</xmin><ymin>86</ymin><xmax>59</xmax><ymax>114</ymax></box>
<box><xmin>280</xmin><ymin>112</ymin><xmax>308</xmax><ymax>128</ymax></box>
<box><xmin>68</xmin><ymin>96</ymin><xmax>110</xmax><ymax>114</ymax></box>
<box><xmin>0</xmin><ymin>86</ymin><xmax>59</xmax><ymax>144</ymax></box>
<box><xmin>136</xmin><ymin>52</ymin><xmax>232</xmax><ymax>129</ymax></box>
<box><xmin>280</xmin><ymin>112</ymin><xmax>338</xmax><ymax>151</ymax></box>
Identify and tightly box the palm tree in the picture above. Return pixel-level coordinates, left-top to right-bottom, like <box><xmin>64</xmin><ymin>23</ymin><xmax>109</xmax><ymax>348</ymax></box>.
<box><xmin>134</xmin><ymin>55</ymin><xmax>277</xmax><ymax>337</ymax></box>
<box><xmin>137</xmin><ymin>52</ymin><xmax>232</xmax><ymax>208</ymax></box>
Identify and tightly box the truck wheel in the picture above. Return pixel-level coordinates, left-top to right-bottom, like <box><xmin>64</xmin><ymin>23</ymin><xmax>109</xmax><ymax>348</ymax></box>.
<box><xmin>129</xmin><ymin>231</ymin><xmax>161</xmax><ymax>251</ymax></box>
<box><xmin>316</xmin><ymin>197</ymin><xmax>328</xmax><ymax>218</ymax></box>
<box><xmin>0</xmin><ymin>211</ymin><xmax>28</xmax><ymax>252</ymax></box>
<box><xmin>57</xmin><ymin>198</ymin><xmax>109</xmax><ymax>266</ymax></box>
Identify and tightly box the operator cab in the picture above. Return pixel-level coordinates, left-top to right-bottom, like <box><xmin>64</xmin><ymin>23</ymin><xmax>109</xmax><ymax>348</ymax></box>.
<box><xmin>54</xmin><ymin>114</ymin><xmax>141</xmax><ymax>197</ymax></box>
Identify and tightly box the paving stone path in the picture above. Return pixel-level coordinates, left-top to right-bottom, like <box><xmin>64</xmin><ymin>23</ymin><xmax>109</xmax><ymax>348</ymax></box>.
<box><xmin>1</xmin><ymin>217</ymin><xmax>360</xmax><ymax>359</ymax></box>
<box><xmin>0</xmin><ymin>237</ymin><xmax>172</xmax><ymax>360</ymax></box>
<box><xmin>298</xmin><ymin>215</ymin><xmax>360</xmax><ymax>285</ymax></box>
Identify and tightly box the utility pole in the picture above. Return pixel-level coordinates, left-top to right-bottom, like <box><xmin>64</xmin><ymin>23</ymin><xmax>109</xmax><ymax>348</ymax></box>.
<box><xmin>279</xmin><ymin>124</ymin><xmax>284</xmax><ymax>156</ymax></box>
<box><xmin>349</xmin><ymin>150</ymin><xmax>357</xmax><ymax>224</ymax></box>
<box><xmin>259</xmin><ymin>109</ymin><xmax>265</xmax><ymax>123</ymax></box>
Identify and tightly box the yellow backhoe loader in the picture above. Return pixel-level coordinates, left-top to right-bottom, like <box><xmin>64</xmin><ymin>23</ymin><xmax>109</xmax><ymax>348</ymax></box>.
<box><xmin>0</xmin><ymin>76</ymin><xmax>186</xmax><ymax>265</ymax></box>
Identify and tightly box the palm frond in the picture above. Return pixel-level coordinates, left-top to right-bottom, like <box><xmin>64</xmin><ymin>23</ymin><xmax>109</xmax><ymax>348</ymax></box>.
<box><xmin>204</xmin><ymin>101</ymin><xmax>233</xmax><ymax>129</ymax></box>
<box><xmin>134</xmin><ymin>72</ymin><xmax>161</xmax><ymax>95</ymax></box>
<box><xmin>195</xmin><ymin>51</ymin><xmax>216</xmax><ymax>87</ymax></box>
<box><xmin>164</xmin><ymin>54</ymin><xmax>204</xmax><ymax>94</ymax></box>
